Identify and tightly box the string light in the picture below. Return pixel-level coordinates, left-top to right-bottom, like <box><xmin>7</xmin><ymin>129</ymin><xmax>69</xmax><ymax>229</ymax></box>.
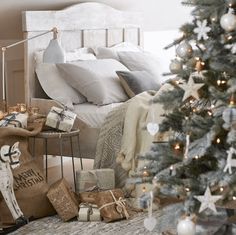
<box><xmin>169</xmin><ymin>165</ymin><xmax>174</xmax><ymax>175</ymax></box>
<box><xmin>185</xmin><ymin>187</ymin><xmax>190</xmax><ymax>192</ymax></box>
<box><xmin>174</xmin><ymin>143</ymin><xmax>181</xmax><ymax>150</ymax></box>
<box><xmin>216</xmin><ymin>138</ymin><xmax>221</xmax><ymax>144</ymax></box>
<box><xmin>220</xmin><ymin>187</ymin><xmax>224</xmax><ymax>192</ymax></box>
<box><xmin>194</xmin><ymin>155</ymin><xmax>199</xmax><ymax>160</ymax></box>
<box><xmin>143</xmin><ymin>170</ymin><xmax>149</xmax><ymax>177</ymax></box>
<box><xmin>207</xmin><ymin>110</ymin><xmax>213</xmax><ymax>116</ymax></box>
<box><xmin>233</xmin><ymin>196</ymin><xmax>236</xmax><ymax>200</ymax></box>
<box><xmin>217</xmin><ymin>80</ymin><xmax>221</xmax><ymax>86</ymax></box>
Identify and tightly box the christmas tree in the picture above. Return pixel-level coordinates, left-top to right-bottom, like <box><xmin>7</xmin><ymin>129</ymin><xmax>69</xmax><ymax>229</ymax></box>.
<box><xmin>136</xmin><ymin>0</ymin><xmax>236</xmax><ymax>223</ymax></box>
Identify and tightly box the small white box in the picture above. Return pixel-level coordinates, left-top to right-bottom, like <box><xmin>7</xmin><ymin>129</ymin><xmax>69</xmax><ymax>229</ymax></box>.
<box><xmin>78</xmin><ymin>203</ymin><xmax>101</xmax><ymax>222</ymax></box>
<box><xmin>45</xmin><ymin>106</ymin><xmax>76</xmax><ymax>132</ymax></box>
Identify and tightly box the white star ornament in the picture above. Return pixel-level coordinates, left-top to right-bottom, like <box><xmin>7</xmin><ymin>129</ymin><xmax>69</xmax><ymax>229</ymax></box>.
<box><xmin>194</xmin><ymin>186</ymin><xmax>222</xmax><ymax>213</ymax></box>
<box><xmin>179</xmin><ymin>76</ymin><xmax>204</xmax><ymax>102</ymax></box>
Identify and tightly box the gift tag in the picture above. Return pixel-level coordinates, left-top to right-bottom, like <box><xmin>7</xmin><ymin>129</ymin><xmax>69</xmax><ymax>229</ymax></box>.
<box><xmin>147</xmin><ymin>122</ymin><xmax>159</xmax><ymax>136</ymax></box>
<box><xmin>144</xmin><ymin>216</ymin><xmax>157</xmax><ymax>231</ymax></box>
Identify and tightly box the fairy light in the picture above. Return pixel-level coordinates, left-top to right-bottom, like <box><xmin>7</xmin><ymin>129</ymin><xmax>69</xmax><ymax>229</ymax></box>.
<box><xmin>143</xmin><ymin>170</ymin><xmax>149</xmax><ymax>177</ymax></box>
<box><xmin>189</xmin><ymin>99</ymin><xmax>194</xmax><ymax>104</ymax></box>
<box><xmin>174</xmin><ymin>143</ymin><xmax>181</xmax><ymax>150</ymax></box>
<box><xmin>194</xmin><ymin>155</ymin><xmax>199</xmax><ymax>160</ymax></box>
<box><xmin>216</xmin><ymin>138</ymin><xmax>221</xmax><ymax>144</ymax></box>
<box><xmin>227</xmin><ymin>34</ymin><xmax>233</xmax><ymax>40</ymax></box>
<box><xmin>217</xmin><ymin>80</ymin><xmax>221</xmax><ymax>86</ymax></box>
<box><xmin>207</xmin><ymin>110</ymin><xmax>213</xmax><ymax>116</ymax></box>
<box><xmin>220</xmin><ymin>187</ymin><xmax>224</xmax><ymax>192</ymax></box>
<box><xmin>211</xmin><ymin>104</ymin><xmax>215</xmax><ymax>109</ymax></box>
<box><xmin>185</xmin><ymin>187</ymin><xmax>190</xmax><ymax>192</ymax></box>
<box><xmin>169</xmin><ymin>165</ymin><xmax>174</xmax><ymax>175</ymax></box>
<box><xmin>233</xmin><ymin>196</ymin><xmax>236</xmax><ymax>200</ymax></box>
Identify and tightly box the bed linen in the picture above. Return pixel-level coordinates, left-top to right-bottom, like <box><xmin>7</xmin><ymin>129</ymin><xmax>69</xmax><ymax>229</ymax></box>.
<box><xmin>73</xmin><ymin>102</ymin><xmax>123</xmax><ymax>128</ymax></box>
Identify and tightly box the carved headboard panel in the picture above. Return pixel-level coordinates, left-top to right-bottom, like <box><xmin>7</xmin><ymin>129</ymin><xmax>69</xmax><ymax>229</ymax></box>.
<box><xmin>22</xmin><ymin>2</ymin><xmax>143</xmax><ymax>105</ymax></box>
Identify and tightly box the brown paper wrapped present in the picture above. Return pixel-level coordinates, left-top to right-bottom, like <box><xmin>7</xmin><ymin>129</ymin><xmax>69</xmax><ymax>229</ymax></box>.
<box><xmin>76</xmin><ymin>168</ymin><xmax>115</xmax><ymax>193</ymax></box>
<box><xmin>78</xmin><ymin>203</ymin><xmax>101</xmax><ymax>222</ymax></box>
<box><xmin>96</xmin><ymin>189</ymin><xmax>129</xmax><ymax>223</ymax></box>
<box><xmin>47</xmin><ymin>178</ymin><xmax>79</xmax><ymax>221</ymax></box>
<box><xmin>79</xmin><ymin>191</ymin><xmax>99</xmax><ymax>204</ymax></box>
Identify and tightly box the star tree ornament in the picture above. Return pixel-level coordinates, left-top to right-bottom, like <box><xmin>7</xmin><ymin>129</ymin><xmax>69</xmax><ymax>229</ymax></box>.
<box><xmin>193</xmin><ymin>19</ymin><xmax>211</xmax><ymax>40</ymax></box>
<box><xmin>194</xmin><ymin>187</ymin><xmax>222</xmax><ymax>213</ymax></box>
<box><xmin>179</xmin><ymin>75</ymin><xmax>204</xmax><ymax>102</ymax></box>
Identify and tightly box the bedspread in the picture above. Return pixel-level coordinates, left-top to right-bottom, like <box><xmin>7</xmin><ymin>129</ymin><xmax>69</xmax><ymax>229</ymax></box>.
<box><xmin>94</xmin><ymin>84</ymin><xmax>172</xmax><ymax>191</ymax></box>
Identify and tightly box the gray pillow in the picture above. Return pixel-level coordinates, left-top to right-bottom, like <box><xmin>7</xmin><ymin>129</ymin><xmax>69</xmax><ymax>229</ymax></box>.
<box><xmin>57</xmin><ymin>59</ymin><xmax>129</xmax><ymax>105</ymax></box>
<box><xmin>116</xmin><ymin>70</ymin><xmax>161</xmax><ymax>98</ymax></box>
<box><xmin>35</xmin><ymin>63</ymin><xmax>86</xmax><ymax>110</ymax></box>
<box><xmin>117</xmin><ymin>51</ymin><xmax>161</xmax><ymax>84</ymax></box>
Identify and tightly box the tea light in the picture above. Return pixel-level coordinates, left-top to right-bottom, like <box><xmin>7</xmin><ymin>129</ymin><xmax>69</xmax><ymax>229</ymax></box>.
<box><xmin>29</xmin><ymin>106</ymin><xmax>39</xmax><ymax>116</ymax></box>
<box><xmin>0</xmin><ymin>111</ymin><xmax>4</xmax><ymax>120</ymax></box>
<box><xmin>17</xmin><ymin>103</ymin><xmax>27</xmax><ymax>113</ymax></box>
<box><xmin>8</xmin><ymin>106</ymin><xmax>19</xmax><ymax>113</ymax></box>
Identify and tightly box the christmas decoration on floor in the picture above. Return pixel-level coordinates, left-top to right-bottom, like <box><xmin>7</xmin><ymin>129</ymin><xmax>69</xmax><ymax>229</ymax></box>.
<box><xmin>133</xmin><ymin>0</ymin><xmax>236</xmax><ymax>233</ymax></box>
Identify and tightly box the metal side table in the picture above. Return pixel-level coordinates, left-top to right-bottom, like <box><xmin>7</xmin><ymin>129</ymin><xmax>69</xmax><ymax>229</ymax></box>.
<box><xmin>32</xmin><ymin>129</ymin><xmax>82</xmax><ymax>190</ymax></box>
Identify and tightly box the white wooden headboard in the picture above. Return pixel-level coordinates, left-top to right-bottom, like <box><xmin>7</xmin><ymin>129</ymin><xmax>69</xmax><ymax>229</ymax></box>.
<box><xmin>22</xmin><ymin>2</ymin><xmax>143</xmax><ymax>106</ymax></box>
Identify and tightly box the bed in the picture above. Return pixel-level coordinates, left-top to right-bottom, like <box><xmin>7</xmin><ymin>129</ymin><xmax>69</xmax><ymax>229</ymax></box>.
<box><xmin>22</xmin><ymin>2</ymin><xmax>143</xmax><ymax>160</ymax></box>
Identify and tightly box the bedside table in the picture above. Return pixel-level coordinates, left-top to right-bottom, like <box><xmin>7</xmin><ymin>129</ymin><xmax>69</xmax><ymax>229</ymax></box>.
<box><xmin>32</xmin><ymin>129</ymin><xmax>82</xmax><ymax>190</ymax></box>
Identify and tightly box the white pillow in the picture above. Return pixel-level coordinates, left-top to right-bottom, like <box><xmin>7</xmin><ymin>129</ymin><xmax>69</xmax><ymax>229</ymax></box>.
<box><xmin>34</xmin><ymin>47</ymin><xmax>96</xmax><ymax>64</ymax></box>
<box><xmin>35</xmin><ymin>63</ymin><xmax>86</xmax><ymax>110</ymax></box>
<box><xmin>117</xmin><ymin>51</ymin><xmax>161</xmax><ymax>83</ymax></box>
<box><xmin>57</xmin><ymin>59</ymin><xmax>129</xmax><ymax>105</ymax></box>
<box><xmin>95</xmin><ymin>42</ymin><xmax>142</xmax><ymax>60</ymax></box>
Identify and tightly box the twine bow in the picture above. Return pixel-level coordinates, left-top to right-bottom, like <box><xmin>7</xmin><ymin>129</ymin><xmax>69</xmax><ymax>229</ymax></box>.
<box><xmin>99</xmin><ymin>190</ymin><xmax>129</xmax><ymax>219</ymax></box>
<box><xmin>52</xmin><ymin>109</ymin><xmax>72</xmax><ymax>121</ymax></box>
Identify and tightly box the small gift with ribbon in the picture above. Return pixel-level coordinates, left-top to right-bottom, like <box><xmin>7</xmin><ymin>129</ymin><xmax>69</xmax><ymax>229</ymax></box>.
<box><xmin>0</xmin><ymin>112</ymin><xmax>28</xmax><ymax>128</ymax></box>
<box><xmin>45</xmin><ymin>106</ymin><xmax>76</xmax><ymax>132</ymax></box>
<box><xmin>76</xmin><ymin>169</ymin><xmax>115</xmax><ymax>193</ymax></box>
<box><xmin>77</xmin><ymin>203</ymin><xmax>101</xmax><ymax>222</ymax></box>
<box><xmin>96</xmin><ymin>189</ymin><xmax>129</xmax><ymax>222</ymax></box>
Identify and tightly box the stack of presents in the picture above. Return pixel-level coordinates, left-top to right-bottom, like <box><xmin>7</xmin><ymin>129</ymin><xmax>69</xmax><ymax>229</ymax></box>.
<box><xmin>0</xmin><ymin>104</ymin><xmax>136</xmax><ymax>232</ymax></box>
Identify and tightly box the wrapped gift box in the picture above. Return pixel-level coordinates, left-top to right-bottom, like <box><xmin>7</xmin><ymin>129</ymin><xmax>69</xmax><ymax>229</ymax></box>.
<box><xmin>96</xmin><ymin>189</ymin><xmax>129</xmax><ymax>223</ymax></box>
<box><xmin>78</xmin><ymin>203</ymin><xmax>101</xmax><ymax>222</ymax></box>
<box><xmin>76</xmin><ymin>168</ymin><xmax>115</xmax><ymax>193</ymax></box>
<box><xmin>79</xmin><ymin>191</ymin><xmax>98</xmax><ymax>204</ymax></box>
<box><xmin>0</xmin><ymin>112</ymin><xmax>28</xmax><ymax>128</ymax></box>
<box><xmin>45</xmin><ymin>106</ymin><xmax>76</xmax><ymax>132</ymax></box>
<box><xmin>47</xmin><ymin>178</ymin><xmax>79</xmax><ymax>221</ymax></box>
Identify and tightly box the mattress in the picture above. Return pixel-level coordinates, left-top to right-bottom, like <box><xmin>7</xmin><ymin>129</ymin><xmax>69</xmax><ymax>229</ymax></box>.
<box><xmin>73</xmin><ymin>102</ymin><xmax>123</xmax><ymax>128</ymax></box>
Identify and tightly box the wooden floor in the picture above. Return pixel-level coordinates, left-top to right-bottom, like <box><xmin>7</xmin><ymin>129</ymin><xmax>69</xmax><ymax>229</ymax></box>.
<box><xmin>45</xmin><ymin>156</ymin><xmax>94</xmax><ymax>191</ymax></box>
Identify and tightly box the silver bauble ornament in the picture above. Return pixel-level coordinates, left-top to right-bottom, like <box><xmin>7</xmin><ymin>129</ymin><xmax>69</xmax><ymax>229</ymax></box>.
<box><xmin>222</xmin><ymin>106</ymin><xmax>236</xmax><ymax>129</ymax></box>
<box><xmin>177</xmin><ymin>216</ymin><xmax>196</xmax><ymax>235</ymax></box>
<box><xmin>220</xmin><ymin>9</ymin><xmax>236</xmax><ymax>32</ymax></box>
<box><xmin>176</xmin><ymin>41</ymin><xmax>193</xmax><ymax>59</ymax></box>
<box><xmin>169</xmin><ymin>59</ymin><xmax>183</xmax><ymax>74</ymax></box>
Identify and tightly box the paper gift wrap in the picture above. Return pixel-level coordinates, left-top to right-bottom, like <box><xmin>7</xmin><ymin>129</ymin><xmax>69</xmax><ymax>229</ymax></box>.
<box><xmin>0</xmin><ymin>112</ymin><xmax>28</xmax><ymax>128</ymax></box>
<box><xmin>45</xmin><ymin>106</ymin><xmax>77</xmax><ymax>132</ymax></box>
<box><xmin>47</xmin><ymin>178</ymin><xmax>79</xmax><ymax>222</ymax></box>
<box><xmin>78</xmin><ymin>203</ymin><xmax>101</xmax><ymax>222</ymax></box>
<box><xmin>76</xmin><ymin>169</ymin><xmax>115</xmax><ymax>193</ymax></box>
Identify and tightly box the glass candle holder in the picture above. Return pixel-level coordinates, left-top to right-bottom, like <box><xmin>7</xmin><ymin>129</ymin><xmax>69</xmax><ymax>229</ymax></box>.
<box><xmin>8</xmin><ymin>106</ymin><xmax>19</xmax><ymax>114</ymax></box>
<box><xmin>0</xmin><ymin>111</ymin><xmax>4</xmax><ymax>120</ymax></box>
<box><xmin>29</xmin><ymin>106</ymin><xmax>40</xmax><ymax>116</ymax></box>
<box><xmin>17</xmin><ymin>103</ymin><xmax>27</xmax><ymax>113</ymax></box>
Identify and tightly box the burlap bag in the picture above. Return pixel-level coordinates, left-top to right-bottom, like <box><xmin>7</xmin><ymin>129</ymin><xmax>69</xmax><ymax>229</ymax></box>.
<box><xmin>0</xmin><ymin>120</ymin><xmax>56</xmax><ymax>224</ymax></box>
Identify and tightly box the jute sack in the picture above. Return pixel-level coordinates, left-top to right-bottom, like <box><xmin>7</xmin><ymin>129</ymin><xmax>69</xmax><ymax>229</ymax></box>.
<box><xmin>0</xmin><ymin>120</ymin><xmax>56</xmax><ymax>224</ymax></box>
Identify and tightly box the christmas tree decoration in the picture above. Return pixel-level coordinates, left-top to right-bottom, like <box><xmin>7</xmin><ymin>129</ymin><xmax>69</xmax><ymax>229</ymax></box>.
<box><xmin>176</xmin><ymin>41</ymin><xmax>193</xmax><ymax>59</ymax></box>
<box><xmin>222</xmin><ymin>106</ymin><xmax>236</xmax><ymax>129</ymax></box>
<box><xmin>195</xmin><ymin>59</ymin><xmax>205</xmax><ymax>72</ymax></box>
<box><xmin>193</xmin><ymin>19</ymin><xmax>211</xmax><ymax>41</ymax></box>
<box><xmin>179</xmin><ymin>76</ymin><xmax>205</xmax><ymax>101</ymax></box>
<box><xmin>183</xmin><ymin>134</ymin><xmax>190</xmax><ymax>159</ymax></box>
<box><xmin>226</xmin><ymin>0</ymin><xmax>236</xmax><ymax>8</ymax></box>
<box><xmin>223</xmin><ymin>147</ymin><xmax>236</xmax><ymax>174</ymax></box>
<box><xmin>194</xmin><ymin>187</ymin><xmax>222</xmax><ymax>213</ymax></box>
<box><xmin>176</xmin><ymin>215</ymin><xmax>196</xmax><ymax>235</ymax></box>
<box><xmin>147</xmin><ymin>122</ymin><xmax>159</xmax><ymax>136</ymax></box>
<box><xmin>225</xmin><ymin>42</ymin><xmax>236</xmax><ymax>53</ymax></box>
<box><xmin>220</xmin><ymin>8</ymin><xmax>236</xmax><ymax>32</ymax></box>
<box><xmin>169</xmin><ymin>59</ymin><xmax>183</xmax><ymax>74</ymax></box>
<box><xmin>143</xmin><ymin>191</ymin><xmax>157</xmax><ymax>232</ymax></box>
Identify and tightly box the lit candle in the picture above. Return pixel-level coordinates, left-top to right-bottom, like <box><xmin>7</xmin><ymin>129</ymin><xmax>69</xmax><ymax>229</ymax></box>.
<box><xmin>0</xmin><ymin>111</ymin><xmax>4</xmax><ymax>120</ymax></box>
<box><xmin>17</xmin><ymin>103</ymin><xmax>27</xmax><ymax>113</ymax></box>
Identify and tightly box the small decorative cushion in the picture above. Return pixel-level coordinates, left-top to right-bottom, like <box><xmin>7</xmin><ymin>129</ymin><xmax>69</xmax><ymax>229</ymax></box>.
<box><xmin>116</xmin><ymin>70</ymin><xmax>161</xmax><ymax>98</ymax></box>
<box><xmin>95</xmin><ymin>42</ymin><xmax>142</xmax><ymax>60</ymax></box>
<box><xmin>117</xmin><ymin>51</ymin><xmax>161</xmax><ymax>83</ymax></box>
<box><xmin>57</xmin><ymin>59</ymin><xmax>129</xmax><ymax>105</ymax></box>
<box><xmin>35</xmin><ymin>63</ymin><xmax>86</xmax><ymax>109</ymax></box>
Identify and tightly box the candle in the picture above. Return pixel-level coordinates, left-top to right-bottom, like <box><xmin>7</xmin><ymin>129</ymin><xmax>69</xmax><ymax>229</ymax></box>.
<box><xmin>0</xmin><ymin>111</ymin><xmax>4</xmax><ymax>120</ymax></box>
<box><xmin>17</xmin><ymin>103</ymin><xmax>27</xmax><ymax>113</ymax></box>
